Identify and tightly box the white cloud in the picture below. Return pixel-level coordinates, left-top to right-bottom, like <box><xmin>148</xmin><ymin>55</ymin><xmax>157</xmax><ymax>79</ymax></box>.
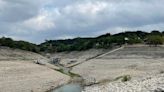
<box><xmin>1</xmin><ymin>0</ymin><xmax>164</xmax><ymax>43</ymax></box>
<box><xmin>66</xmin><ymin>1</ymin><xmax>107</xmax><ymax>15</ymax></box>
<box><xmin>23</xmin><ymin>9</ymin><xmax>55</xmax><ymax>31</ymax></box>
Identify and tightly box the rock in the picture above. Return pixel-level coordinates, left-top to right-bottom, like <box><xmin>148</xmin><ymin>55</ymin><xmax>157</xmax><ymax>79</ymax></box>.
<box><xmin>67</xmin><ymin>60</ymin><xmax>77</xmax><ymax>64</ymax></box>
<box><xmin>51</xmin><ymin>58</ymin><xmax>61</xmax><ymax>64</ymax></box>
<box><xmin>154</xmin><ymin>88</ymin><xmax>164</xmax><ymax>92</ymax></box>
<box><xmin>83</xmin><ymin>74</ymin><xmax>164</xmax><ymax>92</ymax></box>
<box><xmin>84</xmin><ymin>77</ymin><xmax>97</xmax><ymax>86</ymax></box>
<box><xmin>34</xmin><ymin>59</ymin><xmax>46</xmax><ymax>65</ymax></box>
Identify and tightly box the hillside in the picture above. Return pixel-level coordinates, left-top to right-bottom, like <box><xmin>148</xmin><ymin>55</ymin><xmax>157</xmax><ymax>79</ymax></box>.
<box><xmin>40</xmin><ymin>31</ymin><xmax>164</xmax><ymax>52</ymax></box>
<box><xmin>0</xmin><ymin>31</ymin><xmax>164</xmax><ymax>53</ymax></box>
<box><xmin>71</xmin><ymin>45</ymin><xmax>164</xmax><ymax>91</ymax></box>
<box><xmin>0</xmin><ymin>61</ymin><xmax>70</xmax><ymax>92</ymax></box>
<box><xmin>51</xmin><ymin>49</ymin><xmax>110</xmax><ymax>67</ymax></box>
<box><xmin>0</xmin><ymin>46</ymin><xmax>47</xmax><ymax>60</ymax></box>
<box><xmin>0</xmin><ymin>37</ymin><xmax>39</xmax><ymax>53</ymax></box>
<box><xmin>0</xmin><ymin>47</ymin><xmax>70</xmax><ymax>92</ymax></box>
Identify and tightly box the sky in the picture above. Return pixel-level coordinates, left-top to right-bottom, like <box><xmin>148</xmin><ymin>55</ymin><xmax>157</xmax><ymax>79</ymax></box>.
<box><xmin>0</xmin><ymin>0</ymin><xmax>164</xmax><ymax>43</ymax></box>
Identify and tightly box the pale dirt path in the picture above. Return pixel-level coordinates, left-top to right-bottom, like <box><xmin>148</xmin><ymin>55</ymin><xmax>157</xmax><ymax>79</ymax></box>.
<box><xmin>50</xmin><ymin>49</ymin><xmax>109</xmax><ymax>68</ymax></box>
<box><xmin>66</xmin><ymin>47</ymin><xmax>124</xmax><ymax>68</ymax></box>
<box><xmin>96</xmin><ymin>46</ymin><xmax>124</xmax><ymax>58</ymax></box>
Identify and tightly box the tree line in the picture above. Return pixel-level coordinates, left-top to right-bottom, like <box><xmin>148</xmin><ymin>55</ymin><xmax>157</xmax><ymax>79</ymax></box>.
<box><xmin>0</xmin><ymin>37</ymin><xmax>39</xmax><ymax>53</ymax></box>
<box><xmin>1</xmin><ymin>30</ymin><xmax>164</xmax><ymax>53</ymax></box>
<box><xmin>40</xmin><ymin>30</ymin><xmax>164</xmax><ymax>52</ymax></box>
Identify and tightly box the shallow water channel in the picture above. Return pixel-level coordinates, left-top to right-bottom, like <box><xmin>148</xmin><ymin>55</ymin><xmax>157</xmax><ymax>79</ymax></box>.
<box><xmin>51</xmin><ymin>64</ymin><xmax>83</xmax><ymax>92</ymax></box>
<box><xmin>51</xmin><ymin>83</ymin><xmax>82</xmax><ymax>92</ymax></box>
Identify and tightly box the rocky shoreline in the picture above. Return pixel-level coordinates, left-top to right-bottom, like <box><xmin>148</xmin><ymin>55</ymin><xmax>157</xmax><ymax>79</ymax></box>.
<box><xmin>82</xmin><ymin>74</ymin><xmax>164</xmax><ymax>92</ymax></box>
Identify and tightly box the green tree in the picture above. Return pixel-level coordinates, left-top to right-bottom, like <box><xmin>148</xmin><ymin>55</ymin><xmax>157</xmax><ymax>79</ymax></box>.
<box><xmin>151</xmin><ymin>30</ymin><xmax>162</xmax><ymax>36</ymax></box>
<box><xmin>146</xmin><ymin>35</ymin><xmax>164</xmax><ymax>46</ymax></box>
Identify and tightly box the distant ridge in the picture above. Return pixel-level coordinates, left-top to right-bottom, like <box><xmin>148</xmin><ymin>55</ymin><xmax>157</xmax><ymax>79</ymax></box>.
<box><xmin>0</xmin><ymin>30</ymin><xmax>164</xmax><ymax>53</ymax></box>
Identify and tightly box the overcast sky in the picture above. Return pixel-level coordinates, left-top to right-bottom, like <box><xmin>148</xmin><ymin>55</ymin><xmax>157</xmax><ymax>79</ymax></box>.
<box><xmin>0</xmin><ymin>0</ymin><xmax>164</xmax><ymax>43</ymax></box>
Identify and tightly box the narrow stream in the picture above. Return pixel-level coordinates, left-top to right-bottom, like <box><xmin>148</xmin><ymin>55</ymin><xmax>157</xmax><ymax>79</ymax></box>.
<box><xmin>51</xmin><ymin>64</ymin><xmax>83</xmax><ymax>92</ymax></box>
<box><xmin>51</xmin><ymin>84</ymin><xmax>82</xmax><ymax>92</ymax></box>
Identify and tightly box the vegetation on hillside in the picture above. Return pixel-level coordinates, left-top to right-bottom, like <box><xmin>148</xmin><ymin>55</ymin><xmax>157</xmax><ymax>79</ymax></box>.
<box><xmin>0</xmin><ymin>30</ymin><xmax>164</xmax><ymax>53</ymax></box>
<box><xmin>40</xmin><ymin>30</ymin><xmax>164</xmax><ymax>52</ymax></box>
<box><xmin>0</xmin><ymin>37</ymin><xmax>39</xmax><ymax>53</ymax></box>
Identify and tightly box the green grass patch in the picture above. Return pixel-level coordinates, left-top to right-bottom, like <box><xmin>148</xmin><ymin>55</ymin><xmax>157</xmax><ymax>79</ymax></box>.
<box><xmin>114</xmin><ymin>75</ymin><xmax>131</xmax><ymax>82</ymax></box>
<box><xmin>68</xmin><ymin>71</ymin><xmax>81</xmax><ymax>78</ymax></box>
<box><xmin>55</xmin><ymin>68</ymin><xmax>81</xmax><ymax>78</ymax></box>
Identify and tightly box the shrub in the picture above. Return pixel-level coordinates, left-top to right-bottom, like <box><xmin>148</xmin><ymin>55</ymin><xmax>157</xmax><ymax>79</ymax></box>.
<box><xmin>146</xmin><ymin>35</ymin><xmax>164</xmax><ymax>46</ymax></box>
<box><xmin>121</xmin><ymin>75</ymin><xmax>131</xmax><ymax>82</ymax></box>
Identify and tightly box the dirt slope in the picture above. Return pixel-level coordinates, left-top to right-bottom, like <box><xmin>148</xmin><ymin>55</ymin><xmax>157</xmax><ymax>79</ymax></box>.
<box><xmin>0</xmin><ymin>47</ymin><xmax>70</xmax><ymax>92</ymax></box>
<box><xmin>51</xmin><ymin>49</ymin><xmax>109</xmax><ymax>67</ymax></box>
<box><xmin>72</xmin><ymin>46</ymin><xmax>164</xmax><ymax>86</ymax></box>
<box><xmin>0</xmin><ymin>47</ymin><xmax>47</xmax><ymax>60</ymax></box>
